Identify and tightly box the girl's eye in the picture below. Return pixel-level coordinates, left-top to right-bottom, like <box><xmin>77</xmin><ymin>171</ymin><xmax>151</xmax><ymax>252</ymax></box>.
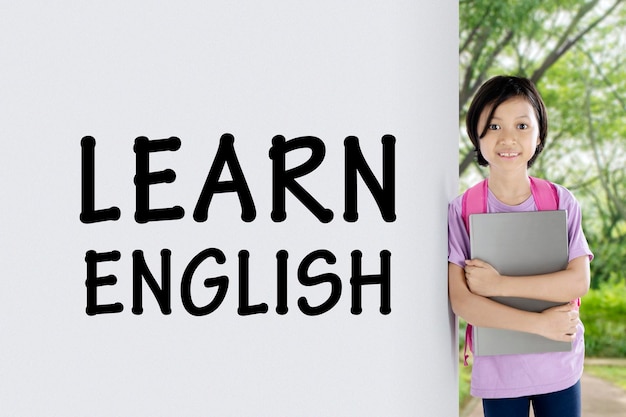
<box><xmin>488</xmin><ymin>124</ymin><xmax>500</xmax><ymax>130</ymax></box>
<box><xmin>518</xmin><ymin>123</ymin><xmax>528</xmax><ymax>129</ymax></box>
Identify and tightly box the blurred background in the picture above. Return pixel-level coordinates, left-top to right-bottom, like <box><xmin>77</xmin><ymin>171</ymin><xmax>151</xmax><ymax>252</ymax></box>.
<box><xmin>458</xmin><ymin>0</ymin><xmax>626</xmax><ymax>410</ymax></box>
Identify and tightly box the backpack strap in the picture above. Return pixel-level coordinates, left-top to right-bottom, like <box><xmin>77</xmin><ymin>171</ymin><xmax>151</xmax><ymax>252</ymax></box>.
<box><xmin>463</xmin><ymin>324</ymin><xmax>473</xmax><ymax>366</ymax></box>
<box><xmin>461</xmin><ymin>179</ymin><xmax>488</xmax><ymax>233</ymax></box>
<box><xmin>460</xmin><ymin>180</ymin><xmax>487</xmax><ymax>366</ymax></box>
<box><xmin>529</xmin><ymin>176</ymin><xmax>559</xmax><ymax>211</ymax></box>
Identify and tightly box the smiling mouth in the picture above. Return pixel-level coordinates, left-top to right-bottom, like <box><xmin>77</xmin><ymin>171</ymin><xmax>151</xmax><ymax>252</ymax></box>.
<box><xmin>498</xmin><ymin>152</ymin><xmax>520</xmax><ymax>157</ymax></box>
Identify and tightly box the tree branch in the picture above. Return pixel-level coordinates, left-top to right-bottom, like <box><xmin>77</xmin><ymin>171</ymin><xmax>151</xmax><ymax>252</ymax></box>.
<box><xmin>531</xmin><ymin>0</ymin><xmax>623</xmax><ymax>83</ymax></box>
<box><xmin>459</xmin><ymin>30</ymin><xmax>514</xmax><ymax>113</ymax></box>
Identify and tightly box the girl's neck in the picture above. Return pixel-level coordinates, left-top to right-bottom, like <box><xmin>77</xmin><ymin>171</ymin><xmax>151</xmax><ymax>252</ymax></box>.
<box><xmin>487</xmin><ymin>170</ymin><xmax>532</xmax><ymax>206</ymax></box>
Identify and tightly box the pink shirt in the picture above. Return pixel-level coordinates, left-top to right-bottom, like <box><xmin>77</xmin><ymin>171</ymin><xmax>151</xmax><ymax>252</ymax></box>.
<box><xmin>448</xmin><ymin>183</ymin><xmax>593</xmax><ymax>399</ymax></box>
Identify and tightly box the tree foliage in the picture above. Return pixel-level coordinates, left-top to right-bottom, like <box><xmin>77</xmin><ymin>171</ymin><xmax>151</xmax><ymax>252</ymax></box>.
<box><xmin>459</xmin><ymin>0</ymin><xmax>626</xmax><ymax>287</ymax></box>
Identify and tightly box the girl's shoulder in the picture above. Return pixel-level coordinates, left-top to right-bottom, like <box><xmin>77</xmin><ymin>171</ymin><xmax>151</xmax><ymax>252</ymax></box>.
<box><xmin>448</xmin><ymin>191</ymin><xmax>466</xmax><ymax>218</ymax></box>
<box><xmin>551</xmin><ymin>182</ymin><xmax>580</xmax><ymax>208</ymax></box>
<box><xmin>449</xmin><ymin>192</ymin><xmax>464</xmax><ymax>207</ymax></box>
<box><xmin>449</xmin><ymin>179</ymin><xmax>487</xmax><ymax>207</ymax></box>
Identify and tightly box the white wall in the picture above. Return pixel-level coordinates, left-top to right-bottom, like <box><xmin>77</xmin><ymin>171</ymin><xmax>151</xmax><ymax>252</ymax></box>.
<box><xmin>0</xmin><ymin>1</ymin><xmax>459</xmax><ymax>415</ymax></box>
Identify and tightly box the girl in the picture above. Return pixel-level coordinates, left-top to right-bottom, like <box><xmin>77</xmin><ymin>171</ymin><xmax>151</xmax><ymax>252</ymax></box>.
<box><xmin>448</xmin><ymin>76</ymin><xmax>593</xmax><ymax>417</ymax></box>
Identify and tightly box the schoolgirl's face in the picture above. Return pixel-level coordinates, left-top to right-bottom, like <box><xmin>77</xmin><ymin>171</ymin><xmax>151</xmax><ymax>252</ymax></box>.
<box><xmin>477</xmin><ymin>97</ymin><xmax>541</xmax><ymax>174</ymax></box>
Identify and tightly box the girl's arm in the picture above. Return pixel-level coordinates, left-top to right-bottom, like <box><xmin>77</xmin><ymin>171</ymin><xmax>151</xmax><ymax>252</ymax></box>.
<box><xmin>449</xmin><ymin>262</ymin><xmax>579</xmax><ymax>342</ymax></box>
<box><xmin>464</xmin><ymin>255</ymin><xmax>590</xmax><ymax>302</ymax></box>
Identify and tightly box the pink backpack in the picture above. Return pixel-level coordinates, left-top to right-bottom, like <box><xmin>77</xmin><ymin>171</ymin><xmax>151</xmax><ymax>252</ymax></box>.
<box><xmin>460</xmin><ymin>176</ymin><xmax>560</xmax><ymax>365</ymax></box>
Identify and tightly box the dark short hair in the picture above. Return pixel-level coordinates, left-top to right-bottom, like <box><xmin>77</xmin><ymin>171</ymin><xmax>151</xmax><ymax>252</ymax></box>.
<box><xmin>465</xmin><ymin>75</ymin><xmax>548</xmax><ymax>167</ymax></box>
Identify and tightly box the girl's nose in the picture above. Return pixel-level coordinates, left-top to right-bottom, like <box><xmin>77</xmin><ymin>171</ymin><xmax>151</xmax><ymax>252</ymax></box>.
<box><xmin>497</xmin><ymin>127</ymin><xmax>517</xmax><ymax>144</ymax></box>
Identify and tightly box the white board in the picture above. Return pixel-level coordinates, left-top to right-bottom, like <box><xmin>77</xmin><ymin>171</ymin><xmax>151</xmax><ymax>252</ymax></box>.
<box><xmin>0</xmin><ymin>1</ymin><xmax>459</xmax><ymax>415</ymax></box>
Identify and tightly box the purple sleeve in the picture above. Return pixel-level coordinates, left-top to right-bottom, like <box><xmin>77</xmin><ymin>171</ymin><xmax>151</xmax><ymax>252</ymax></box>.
<box><xmin>556</xmin><ymin>185</ymin><xmax>594</xmax><ymax>262</ymax></box>
<box><xmin>448</xmin><ymin>195</ymin><xmax>469</xmax><ymax>268</ymax></box>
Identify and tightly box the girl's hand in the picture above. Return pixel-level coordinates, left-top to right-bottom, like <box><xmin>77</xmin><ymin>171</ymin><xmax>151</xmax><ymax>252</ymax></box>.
<box><xmin>538</xmin><ymin>302</ymin><xmax>580</xmax><ymax>342</ymax></box>
<box><xmin>464</xmin><ymin>259</ymin><xmax>502</xmax><ymax>297</ymax></box>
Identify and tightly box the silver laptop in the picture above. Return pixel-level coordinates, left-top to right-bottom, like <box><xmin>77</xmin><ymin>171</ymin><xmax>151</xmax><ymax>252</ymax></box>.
<box><xmin>469</xmin><ymin>210</ymin><xmax>572</xmax><ymax>356</ymax></box>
